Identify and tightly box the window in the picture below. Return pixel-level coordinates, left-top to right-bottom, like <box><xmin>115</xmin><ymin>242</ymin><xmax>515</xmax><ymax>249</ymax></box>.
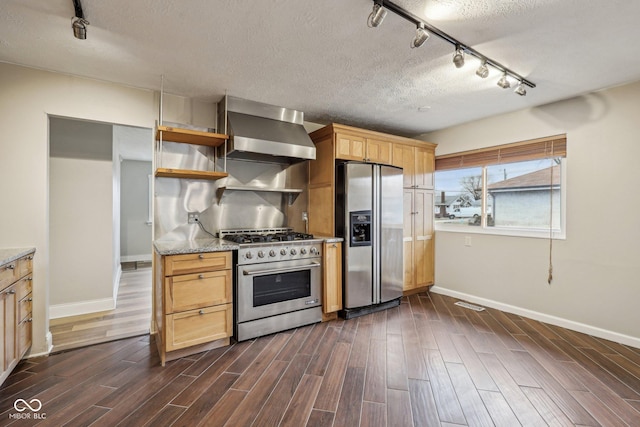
<box><xmin>435</xmin><ymin>135</ymin><xmax>566</xmax><ymax>238</ymax></box>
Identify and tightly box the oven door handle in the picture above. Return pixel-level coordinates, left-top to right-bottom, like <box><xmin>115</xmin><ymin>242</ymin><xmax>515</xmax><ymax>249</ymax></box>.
<box><xmin>242</xmin><ymin>262</ymin><xmax>321</xmax><ymax>276</ymax></box>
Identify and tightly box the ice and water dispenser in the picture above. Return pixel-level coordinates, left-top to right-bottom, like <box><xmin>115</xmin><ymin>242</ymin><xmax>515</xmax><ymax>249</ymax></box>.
<box><xmin>350</xmin><ymin>210</ymin><xmax>372</xmax><ymax>247</ymax></box>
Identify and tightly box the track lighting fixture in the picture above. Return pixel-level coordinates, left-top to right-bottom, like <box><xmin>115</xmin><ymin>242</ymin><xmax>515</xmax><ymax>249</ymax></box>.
<box><xmin>411</xmin><ymin>23</ymin><xmax>429</xmax><ymax>48</ymax></box>
<box><xmin>72</xmin><ymin>17</ymin><xmax>89</xmax><ymax>39</ymax></box>
<box><xmin>453</xmin><ymin>46</ymin><xmax>465</xmax><ymax>68</ymax></box>
<box><xmin>368</xmin><ymin>0</ymin><xmax>387</xmax><ymax>28</ymax></box>
<box><xmin>497</xmin><ymin>73</ymin><xmax>511</xmax><ymax>89</ymax></box>
<box><xmin>366</xmin><ymin>0</ymin><xmax>535</xmax><ymax>95</ymax></box>
<box><xmin>476</xmin><ymin>61</ymin><xmax>489</xmax><ymax>78</ymax></box>
<box><xmin>71</xmin><ymin>0</ymin><xmax>89</xmax><ymax>40</ymax></box>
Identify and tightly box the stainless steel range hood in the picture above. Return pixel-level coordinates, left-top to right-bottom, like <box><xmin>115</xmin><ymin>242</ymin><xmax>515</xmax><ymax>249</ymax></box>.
<box><xmin>218</xmin><ymin>96</ymin><xmax>316</xmax><ymax>164</ymax></box>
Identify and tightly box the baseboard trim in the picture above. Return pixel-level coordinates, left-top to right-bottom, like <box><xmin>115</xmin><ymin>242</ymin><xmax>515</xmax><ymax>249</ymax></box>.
<box><xmin>49</xmin><ymin>297</ymin><xmax>115</xmax><ymax>319</ymax></box>
<box><xmin>113</xmin><ymin>264</ymin><xmax>122</xmax><ymax>305</ymax></box>
<box><xmin>27</xmin><ymin>331</ymin><xmax>54</xmax><ymax>358</ymax></box>
<box><xmin>430</xmin><ymin>286</ymin><xmax>640</xmax><ymax>350</ymax></box>
<box><xmin>121</xmin><ymin>254</ymin><xmax>152</xmax><ymax>263</ymax></box>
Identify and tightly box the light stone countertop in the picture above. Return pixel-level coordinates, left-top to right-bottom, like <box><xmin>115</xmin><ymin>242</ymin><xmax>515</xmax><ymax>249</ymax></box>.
<box><xmin>0</xmin><ymin>247</ymin><xmax>36</xmax><ymax>267</ymax></box>
<box><xmin>153</xmin><ymin>239</ymin><xmax>239</xmax><ymax>256</ymax></box>
<box><xmin>315</xmin><ymin>236</ymin><xmax>344</xmax><ymax>243</ymax></box>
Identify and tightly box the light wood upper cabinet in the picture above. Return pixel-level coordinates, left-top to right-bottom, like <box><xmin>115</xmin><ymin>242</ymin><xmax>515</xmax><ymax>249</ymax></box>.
<box><xmin>415</xmin><ymin>146</ymin><xmax>435</xmax><ymax>189</ymax></box>
<box><xmin>393</xmin><ymin>144</ymin><xmax>434</xmax><ymax>189</ymax></box>
<box><xmin>335</xmin><ymin>133</ymin><xmax>365</xmax><ymax>161</ymax></box>
<box><xmin>366</xmin><ymin>138</ymin><xmax>393</xmax><ymax>164</ymax></box>
<box><xmin>335</xmin><ymin>133</ymin><xmax>393</xmax><ymax>165</ymax></box>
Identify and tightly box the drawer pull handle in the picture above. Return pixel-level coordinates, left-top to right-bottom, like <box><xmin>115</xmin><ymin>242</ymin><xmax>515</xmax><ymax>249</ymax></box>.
<box><xmin>28</xmin><ymin>256</ymin><xmax>33</xmax><ymax>260</ymax></box>
<box><xmin>28</xmin><ymin>318</ymin><xmax>32</xmax><ymax>323</ymax></box>
<box><xmin>7</xmin><ymin>290</ymin><xmax>16</xmax><ymax>295</ymax></box>
<box><xmin>198</xmin><ymin>274</ymin><xmax>204</xmax><ymax>279</ymax></box>
<box><xmin>7</xmin><ymin>264</ymin><xmax>15</xmax><ymax>270</ymax></box>
<box><xmin>28</xmin><ymin>298</ymin><xmax>33</xmax><ymax>302</ymax></box>
<box><xmin>199</xmin><ymin>310</ymin><xmax>204</xmax><ymax>315</ymax></box>
<box><xmin>27</xmin><ymin>277</ymin><xmax>33</xmax><ymax>281</ymax></box>
<box><xmin>198</xmin><ymin>254</ymin><xmax>204</xmax><ymax>259</ymax></box>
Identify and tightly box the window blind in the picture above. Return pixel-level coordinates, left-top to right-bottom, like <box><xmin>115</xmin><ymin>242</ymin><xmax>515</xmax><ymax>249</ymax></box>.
<box><xmin>435</xmin><ymin>134</ymin><xmax>567</xmax><ymax>171</ymax></box>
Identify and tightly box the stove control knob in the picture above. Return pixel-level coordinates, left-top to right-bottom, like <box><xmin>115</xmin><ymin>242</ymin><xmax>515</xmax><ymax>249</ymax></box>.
<box><xmin>280</xmin><ymin>248</ymin><xmax>287</xmax><ymax>256</ymax></box>
<box><xmin>290</xmin><ymin>248</ymin><xmax>297</xmax><ymax>256</ymax></box>
<box><xmin>245</xmin><ymin>252</ymin><xmax>253</xmax><ymax>259</ymax></box>
<box><xmin>300</xmin><ymin>248</ymin><xmax>308</xmax><ymax>255</ymax></box>
<box><xmin>257</xmin><ymin>250</ymin><xmax>265</xmax><ymax>258</ymax></box>
<box><xmin>269</xmin><ymin>250</ymin><xmax>276</xmax><ymax>257</ymax></box>
<box><xmin>310</xmin><ymin>247</ymin><xmax>319</xmax><ymax>255</ymax></box>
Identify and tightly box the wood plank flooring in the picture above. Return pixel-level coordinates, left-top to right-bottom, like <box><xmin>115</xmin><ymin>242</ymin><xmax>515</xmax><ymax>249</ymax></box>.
<box><xmin>49</xmin><ymin>266</ymin><xmax>151</xmax><ymax>352</ymax></box>
<box><xmin>2</xmin><ymin>292</ymin><xmax>640</xmax><ymax>426</ymax></box>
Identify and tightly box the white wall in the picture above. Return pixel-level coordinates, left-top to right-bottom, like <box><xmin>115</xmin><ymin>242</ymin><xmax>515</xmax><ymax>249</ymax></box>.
<box><xmin>421</xmin><ymin>81</ymin><xmax>640</xmax><ymax>347</ymax></box>
<box><xmin>0</xmin><ymin>62</ymin><xmax>156</xmax><ymax>355</ymax></box>
<box><xmin>49</xmin><ymin>158</ymin><xmax>114</xmax><ymax>313</ymax></box>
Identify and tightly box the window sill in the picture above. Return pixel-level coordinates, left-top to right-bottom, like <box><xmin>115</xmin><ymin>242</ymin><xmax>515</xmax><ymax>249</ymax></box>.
<box><xmin>435</xmin><ymin>224</ymin><xmax>566</xmax><ymax>240</ymax></box>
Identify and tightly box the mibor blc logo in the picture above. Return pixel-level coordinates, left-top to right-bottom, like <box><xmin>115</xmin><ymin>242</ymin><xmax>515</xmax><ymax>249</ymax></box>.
<box><xmin>9</xmin><ymin>398</ymin><xmax>46</xmax><ymax>420</ymax></box>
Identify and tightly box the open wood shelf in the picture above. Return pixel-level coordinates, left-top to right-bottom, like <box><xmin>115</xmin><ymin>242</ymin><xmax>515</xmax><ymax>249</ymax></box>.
<box><xmin>155</xmin><ymin>168</ymin><xmax>229</xmax><ymax>180</ymax></box>
<box><xmin>156</xmin><ymin>126</ymin><xmax>228</xmax><ymax>147</ymax></box>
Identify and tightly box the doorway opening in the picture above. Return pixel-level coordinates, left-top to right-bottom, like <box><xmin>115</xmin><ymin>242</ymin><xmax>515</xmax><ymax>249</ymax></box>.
<box><xmin>48</xmin><ymin>116</ymin><xmax>153</xmax><ymax>352</ymax></box>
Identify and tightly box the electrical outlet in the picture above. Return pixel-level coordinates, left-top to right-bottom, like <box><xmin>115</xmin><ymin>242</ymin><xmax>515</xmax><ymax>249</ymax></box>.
<box><xmin>464</xmin><ymin>236</ymin><xmax>472</xmax><ymax>247</ymax></box>
<box><xmin>188</xmin><ymin>212</ymin><xmax>199</xmax><ymax>224</ymax></box>
<box><xmin>302</xmin><ymin>211</ymin><xmax>308</xmax><ymax>221</ymax></box>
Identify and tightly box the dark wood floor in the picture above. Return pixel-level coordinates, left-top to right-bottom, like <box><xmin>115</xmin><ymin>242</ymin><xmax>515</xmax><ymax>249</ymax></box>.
<box><xmin>1</xmin><ymin>292</ymin><xmax>639</xmax><ymax>426</ymax></box>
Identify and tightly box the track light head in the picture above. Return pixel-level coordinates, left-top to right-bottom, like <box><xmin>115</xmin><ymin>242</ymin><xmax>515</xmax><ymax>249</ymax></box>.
<box><xmin>368</xmin><ymin>1</ymin><xmax>387</xmax><ymax>28</ymax></box>
<box><xmin>514</xmin><ymin>81</ymin><xmax>527</xmax><ymax>96</ymax></box>
<box><xmin>72</xmin><ymin>17</ymin><xmax>89</xmax><ymax>40</ymax></box>
<box><xmin>411</xmin><ymin>23</ymin><xmax>430</xmax><ymax>48</ymax></box>
<box><xmin>497</xmin><ymin>73</ymin><xmax>511</xmax><ymax>89</ymax></box>
<box><xmin>476</xmin><ymin>61</ymin><xmax>489</xmax><ymax>78</ymax></box>
<box><xmin>453</xmin><ymin>46</ymin><xmax>465</xmax><ymax>68</ymax></box>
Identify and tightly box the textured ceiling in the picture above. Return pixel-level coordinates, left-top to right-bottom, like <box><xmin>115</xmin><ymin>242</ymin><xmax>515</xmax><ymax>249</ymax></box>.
<box><xmin>2</xmin><ymin>0</ymin><xmax>640</xmax><ymax>136</ymax></box>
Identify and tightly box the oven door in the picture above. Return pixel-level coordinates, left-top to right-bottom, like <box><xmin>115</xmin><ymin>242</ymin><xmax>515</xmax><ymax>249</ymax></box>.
<box><xmin>237</xmin><ymin>257</ymin><xmax>321</xmax><ymax>323</ymax></box>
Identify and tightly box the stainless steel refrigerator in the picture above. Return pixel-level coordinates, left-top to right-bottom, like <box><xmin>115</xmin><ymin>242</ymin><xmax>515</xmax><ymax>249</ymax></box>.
<box><xmin>336</xmin><ymin>162</ymin><xmax>404</xmax><ymax>318</ymax></box>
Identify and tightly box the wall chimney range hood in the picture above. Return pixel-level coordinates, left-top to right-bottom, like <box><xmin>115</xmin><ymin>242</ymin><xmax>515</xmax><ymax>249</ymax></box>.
<box><xmin>218</xmin><ymin>96</ymin><xmax>316</xmax><ymax>164</ymax></box>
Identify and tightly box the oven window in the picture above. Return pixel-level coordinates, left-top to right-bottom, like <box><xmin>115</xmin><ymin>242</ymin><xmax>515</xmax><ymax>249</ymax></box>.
<box><xmin>253</xmin><ymin>270</ymin><xmax>311</xmax><ymax>307</ymax></box>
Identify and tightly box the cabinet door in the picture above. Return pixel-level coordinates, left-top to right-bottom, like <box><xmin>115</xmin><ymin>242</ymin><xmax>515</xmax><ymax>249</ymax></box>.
<box><xmin>414</xmin><ymin>190</ymin><xmax>434</xmax><ymax>287</ymax></box>
<box><xmin>2</xmin><ymin>285</ymin><xmax>17</xmax><ymax>370</ymax></box>
<box><xmin>414</xmin><ymin>146</ymin><xmax>435</xmax><ymax>189</ymax></box>
<box><xmin>323</xmin><ymin>242</ymin><xmax>342</xmax><ymax>314</ymax></box>
<box><xmin>335</xmin><ymin>133</ymin><xmax>365</xmax><ymax>161</ymax></box>
<box><xmin>403</xmin><ymin>190</ymin><xmax>415</xmax><ymax>291</ymax></box>
<box><xmin>366</xmin><ymin>138</ymin><xmax>392</xmax><ymax>165</ymax></box>
<box><xmin>17</xmin><ymin>316</ymin><xmax>31</xmax><ymax>359</ymax></box>
<box><xmin>392</xmin><ymin>144</ymin><xmax>415</xmax><ymax>188</ymax></box>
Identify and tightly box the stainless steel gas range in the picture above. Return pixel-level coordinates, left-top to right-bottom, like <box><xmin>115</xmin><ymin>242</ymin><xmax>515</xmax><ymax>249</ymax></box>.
<box><xmin>219</xmin><ymin>228</ymin><xmax>324</xmax><ymax>341</ymax></box>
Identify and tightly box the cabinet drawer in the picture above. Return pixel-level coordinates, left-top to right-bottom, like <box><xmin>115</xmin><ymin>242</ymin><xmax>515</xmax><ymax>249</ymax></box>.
<box><xmin>0</xmin><ymin>262</ymin><xmax>17</xmax><ymax>290</ymax></box>
<box><xmin>164</xmin><ymin>252</ymin><xmax>231</xmax><ymax>276</ymax></box>
<box><xmin>16</xmin><ymin>276</ymin><xmax>33</xmax><ymax>301</ymax></box>
<box><xmin>165</xmin><ymin>270</ymin><xmax>232</xmax><ymax>313</ymax></box>
<box><xmin>17</xmin><ymin>254</ymin><xmax>33</xmax><ymax>278</ymax></box>
<box><xmin>165</xmin><ymin>303</ymin><xmax>232</xmax><ymax>351</ymax></box>
<box><xmin>18</xmin><ymin>294</ymin><xmax>32</xmax><ymax>322</ymax></box>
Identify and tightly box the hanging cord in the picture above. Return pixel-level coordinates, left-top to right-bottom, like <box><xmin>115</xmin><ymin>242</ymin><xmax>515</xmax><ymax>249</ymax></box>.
<box><xmin>547</xmin><ymin>160</ymin><xmax>554</xmax><ymax>285</ymax></box>
<box><xmin>197</xmin><ymin>220</ymin><xmax>216</xmax><ymax>238</ymax></box>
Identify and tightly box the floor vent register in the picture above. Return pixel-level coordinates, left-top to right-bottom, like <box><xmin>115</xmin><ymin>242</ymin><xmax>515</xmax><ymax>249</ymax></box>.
<box><xmin>454</xmin><ymin>301</ymin><xmax>486</xmax><ymax>312</ymax></box>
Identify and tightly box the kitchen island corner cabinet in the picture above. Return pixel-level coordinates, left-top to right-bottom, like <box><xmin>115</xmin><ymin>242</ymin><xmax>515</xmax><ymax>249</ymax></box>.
<box><xmin>153</xmin><ymin>248</ymin><xmax>233</xmax><ymax>366</ymax></box>
<box><xmin>1</xmin><ymin>248</ymin><xmax>35</xmax><ymax>386</ymax></box>
<box><xmin>308</xmin><ymin>123</ymin><xmax>436</xmax><ymax>294</ymax></box>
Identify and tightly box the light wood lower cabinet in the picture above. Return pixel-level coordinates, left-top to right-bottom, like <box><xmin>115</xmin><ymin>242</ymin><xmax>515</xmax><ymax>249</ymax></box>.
<box><xmin>154</xmin><ymin>250</ymin><xmax>233</xmax><ymax>366</ymax></box>
<box><xmin>322</xmin><ymin>241</ymin><xmax>342</xmax><ymax>317</ymax></box>
<box><xmin>1</xmin><ymin>252</ymin><xmax>34</xmax><ymax>386</ymax></box>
